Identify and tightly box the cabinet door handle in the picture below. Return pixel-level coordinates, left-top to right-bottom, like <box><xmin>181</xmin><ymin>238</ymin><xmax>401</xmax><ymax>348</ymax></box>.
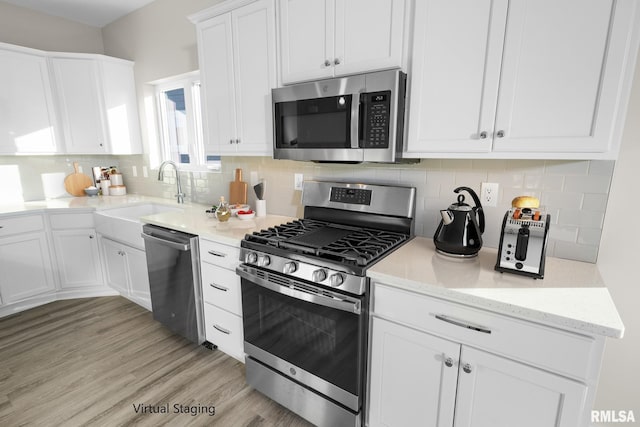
<box><xmin>210</xmin><ymin>283</ymin><xmax>228</xmax><ymax>292</ymax></box>
<box><xmin>229</xmin><ymin>139</ymin><xmax>234</xmax><ymax>144</ymax></box>
<box><xmin>334</xmin><ymin>58</ymin><xmax>341</xmax><ymax>65</ymax></box>
<box><xmin>462</xmin><ymin>363</ymin><xmax>472</xmax><ymax>374</ymax></box>
<box><xmin>236</xmin><ymin>139</ymin><xmax>240</xmax><ymax>144</ymax></box>
<box><xmin>496</xmin><ymin>130</ymin><xmax>505</xmax><ymax>138</ymax></box>
<box><xmin>208</xmin><ymin>250</ymin><xmax>227</xmax><ymax>258</ymax></box>
<box><xmin>479</xmin><ymin>131</ymin><xmax>488</xmax><ymax>139</ymax></box>
<box><xmin>213</xmin><ymin>324</ymin><xmax>231</xmax><ymax>335</ymax></box>
<box><xmin>444</xmin><ymin>357</ymin><xmax>454</xmax><ymax>368</ymax></box>
<box><xmin>324</xmin><ymin>59</ymin><xmax>331</xmax><ymax>67</ymax></box>
<box><xmin>435</xmin><ymin>314</ymin><xmax>491</xmax><ymax>334</ymax></box>
<box><xmin>89</xmin><ymin>235</ymin><xmax>94</xmax><ymax>239</ymax></box>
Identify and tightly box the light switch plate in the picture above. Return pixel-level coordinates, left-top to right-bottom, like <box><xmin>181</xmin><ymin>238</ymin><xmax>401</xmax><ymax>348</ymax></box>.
<box><xmin>294</xmin><ymin>174</ymin><xmax>304</xmax><ymax>191</ymax></box>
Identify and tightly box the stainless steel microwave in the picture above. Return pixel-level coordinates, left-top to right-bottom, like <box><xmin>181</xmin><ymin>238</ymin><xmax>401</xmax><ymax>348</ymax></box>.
<box><xmin>272</xmin><ymin>70</ymin><xmax>407</xmax><ymax>163</ymax></box>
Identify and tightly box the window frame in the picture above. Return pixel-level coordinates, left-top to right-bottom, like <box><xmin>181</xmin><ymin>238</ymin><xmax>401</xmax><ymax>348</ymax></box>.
<box><xmin>152</xmin><ymin>71</ymin><xmax>220</xmax><ymax>172</ymax></box>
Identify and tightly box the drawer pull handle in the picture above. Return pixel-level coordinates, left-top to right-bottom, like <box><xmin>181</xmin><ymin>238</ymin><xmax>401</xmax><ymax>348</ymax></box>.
<box><xmin>210</xmin><ymin>283</ymin><xmax>228</xmax><ymax>292</ymax></box>
<box><xmin>444</xmin><ymin>357</ymin><xmax>454</xmax><ymax>368</ymax></box>
<box><xmin>435</xmin><ymin>314</ymin><xmax>491</xmax><ymax>334</ymax></box>
<box><xmin>208</xmin><ymin>250</ymin><xmax>227</xmax><ymax>258</ymax></box>
<box><xmin>213</xmin><ymin>324</ymin><xmax>231</xmax><ymax>335</ymax></box>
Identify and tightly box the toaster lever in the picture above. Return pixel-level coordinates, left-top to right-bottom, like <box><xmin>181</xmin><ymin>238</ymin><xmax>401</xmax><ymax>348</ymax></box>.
<box><xmin>515</xmin><ymin>226</ymin><xmax>530</xmax><ymax>261</ymax></box>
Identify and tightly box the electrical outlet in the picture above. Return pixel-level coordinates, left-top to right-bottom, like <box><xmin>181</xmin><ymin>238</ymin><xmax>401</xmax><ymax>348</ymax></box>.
<box><xmin>294</xmin><ymin>173</ymin><xmax>304</xmax><ymax>191</ymax></box>
<box><xmin>480</xmin><ymin>182</ymin><xmax>499</xmax><ymax>207</ymax></box>
<box><xmin>132</xmin><ymin>165</ymin><xmax>138</xmax><ymax>177</ymax></box>
<box><xmin>142</xmin><ymin>166</ymin><xmax>148</xmax><ymax>178</ymax></box>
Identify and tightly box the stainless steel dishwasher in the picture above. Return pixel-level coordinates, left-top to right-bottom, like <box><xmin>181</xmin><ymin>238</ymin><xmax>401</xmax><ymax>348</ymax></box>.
<box><xmin>141</xmin><ymin>224</ymin><xmax>205</xmax><ymax>344</ymax></box>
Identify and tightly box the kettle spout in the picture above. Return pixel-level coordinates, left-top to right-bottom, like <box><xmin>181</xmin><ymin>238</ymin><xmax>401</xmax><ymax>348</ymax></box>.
<box><xmin>440</xmin><ymin>209</ymin><xmax>454</xmax><ymax>225</ymax></box>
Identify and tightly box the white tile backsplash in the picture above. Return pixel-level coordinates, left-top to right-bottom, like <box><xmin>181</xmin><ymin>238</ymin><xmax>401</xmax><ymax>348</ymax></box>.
<box><xmin>1</xmin><ymin>155</ymin><xmax>615</xmax><ymax>264</ymax></box>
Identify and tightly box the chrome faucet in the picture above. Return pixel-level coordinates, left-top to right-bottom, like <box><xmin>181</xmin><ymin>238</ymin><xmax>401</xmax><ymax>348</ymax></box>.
<box><xmin>158</xmin><ymin>160</ymin><xmax>185</xmax><ymax>204</ymax></box>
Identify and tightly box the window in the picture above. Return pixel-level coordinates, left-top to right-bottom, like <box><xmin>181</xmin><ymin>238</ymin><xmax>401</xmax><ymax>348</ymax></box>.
<box><xmin>153</xmin><ymin>72</ymin><xmax>220</xmax><ymax>171</ymax></box>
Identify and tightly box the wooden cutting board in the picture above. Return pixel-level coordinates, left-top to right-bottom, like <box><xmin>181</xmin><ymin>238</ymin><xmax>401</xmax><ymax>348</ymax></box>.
<box><xmin>229</xmin><ymin>168</ymin><xmax>248</xmax><ymax>205</ymax></box>
<box><xmin>64</xmin><ymin>162</ymin><xmax>93</xmax><ymax>196</ymax></box>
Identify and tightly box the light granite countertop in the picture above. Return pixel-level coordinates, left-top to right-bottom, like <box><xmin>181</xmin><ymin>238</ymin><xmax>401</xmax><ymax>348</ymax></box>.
<box><xmin>138</xmin><ymin>208</ymin><xmax>295</xmax><ymax>247</ymax></box>
<box><xmin>0</xmin><ymin>195</ymin><xmax>295</xmax><ymax>247</ymax></box>
<box><xmin>2</xmin><ymin>196</ymin><xmax>622</xmax><ymax>339</ymax></box>
<box><xmin>368</xmin><ymin>236</ymin><xmax>624</xmax><ymax>339</ymax></box>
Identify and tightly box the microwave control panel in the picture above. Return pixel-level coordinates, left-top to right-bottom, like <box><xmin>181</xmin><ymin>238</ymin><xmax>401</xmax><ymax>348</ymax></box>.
<box><xmin>360</xmin><ymin>91</ymin><xmax>391</xmax><ymax>148</ymax></box>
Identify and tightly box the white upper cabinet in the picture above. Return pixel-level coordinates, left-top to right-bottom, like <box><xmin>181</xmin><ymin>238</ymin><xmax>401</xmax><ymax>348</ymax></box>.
<box><xmin>406</xmin><ymin>0</ymin><xmax>640</xmax><ymax>159</ymax></box>
<box><xmin>194</xmin><ymin>0</ymin><xmax>276</xmax><ymax>156</ymax></box>
<box><xmin>0</xmin><ymin>45</ymin><xmax>61</xmax><ymax>154</ymax></box>
<box><xmin>279</xmin><ymin>0</ymin><xmax>408</xmax><ymax>84</ymax></box>
<box><xmin>50</xmin><ymin>55</ymin><xmax>142</xmax><ymax>155</ymax></box>
<box><xmin>50</xmin><ymin>57</ymin><xmax>108</xmax><ymax>154</ymax></box>
<box><xmin>100</xmin><ymin>60</ymin><xmax>143</xmax><ymax>155</ymax></box>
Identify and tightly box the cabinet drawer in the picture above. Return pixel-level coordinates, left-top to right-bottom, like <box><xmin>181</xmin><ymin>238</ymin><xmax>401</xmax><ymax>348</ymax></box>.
<box><xmin>372</xmin><ymin>283</ymin><xmax>598</xmax><ymax>380</ymax></box>
<box><xmin>199</xmin><ymin>238</ymin><xmax>240</xmax><ymax>270</ymax></box>
<box><xmin>204</xmin><ymin>302</ymin><xmax>244</xmax><ymax>362</ymax></box>
<box><xmin>0</xmin><ymin>214</ymin><xmax>44</xmax><ymax>237</ymax></box>
<box><xmin>49</xmin><ymin>212</ymin><xmax>95</xmax><ymax>229</ymax></box>
<box><xmin>201</xmin><ymin>262</ymin><xmax>241</xmax><ymax>315</ymax></box>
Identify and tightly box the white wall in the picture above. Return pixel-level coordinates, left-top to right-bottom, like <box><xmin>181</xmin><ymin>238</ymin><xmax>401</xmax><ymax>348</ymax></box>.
<box><xmin>101</xmin><ymin>0</ymin><xmax>223</xmax><ymax>165</ymax></box>
<box><xmin>595</xmin><ymin>48</ymin><xmax>640</xmax><ymax>422</ymax></box>
<box><xmin>0</xmin><ymin>1</ymin><xmax>103</xmax><ymax>53</ymax></box>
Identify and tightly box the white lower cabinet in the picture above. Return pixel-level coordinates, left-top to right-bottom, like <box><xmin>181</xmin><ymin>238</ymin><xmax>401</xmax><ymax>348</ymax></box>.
<box><xmin>199</xmin><ymin>238</ymin><xmax>244</xmax><ymax>361</ymax></box>
<box><xmin>0</xmin><ymin>232</ymin><xmax>55</xmax><ymax>304</ymax></box>
<box><xmin>99</xmin><ymin>235</ymin><xmax>151</xmax><ymax>310</ymax></box>
<box><xmin>453</xmin><ymin>347</ymin><xmax>586</xmax><ymax>427</ymax></box>
<box><xmin>368</xmin><ymin>317</ymin><xmax>459</xmax><ymax>426</ymax></box>
<box><xmin>0</xmin><ymin>214</ymin><xmax>55</xmax><ymax>306</ymax></box>
<box><xmin>49</xmin><ymin>212</ymin><xmax>104</xmax><ymax>291</ymax></box>
<box><xmin>368</xmin><ymin>284</ymin><xmax>601</xmax><ymax>427</ymax></box>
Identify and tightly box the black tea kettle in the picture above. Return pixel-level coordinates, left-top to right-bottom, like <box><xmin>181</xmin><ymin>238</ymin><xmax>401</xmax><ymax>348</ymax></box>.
<box><xmin>433</xmin><ymin>186</ymin><xmax>485</xmax><ymax>257</ymax></box>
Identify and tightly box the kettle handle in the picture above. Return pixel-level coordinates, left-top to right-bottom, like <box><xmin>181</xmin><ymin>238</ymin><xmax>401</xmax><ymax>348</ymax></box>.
<box><xmin>454</xmin><ymin>186</ymin><xmax>485</xmax><ymax>234</ymax></box>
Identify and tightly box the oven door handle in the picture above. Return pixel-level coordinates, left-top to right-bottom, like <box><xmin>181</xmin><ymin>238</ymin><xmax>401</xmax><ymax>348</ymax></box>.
<box><xmin>236</xmin><ymin>265</ymin><xmax>361</xmax><ymax>314</ymax></box>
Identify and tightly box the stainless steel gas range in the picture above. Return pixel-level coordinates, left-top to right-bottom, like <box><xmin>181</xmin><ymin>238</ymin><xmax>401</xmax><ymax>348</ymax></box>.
<box><xmin>236</xmin><ymin>180</ymin><xmax>416</xmax><ymax>427</ymax></box>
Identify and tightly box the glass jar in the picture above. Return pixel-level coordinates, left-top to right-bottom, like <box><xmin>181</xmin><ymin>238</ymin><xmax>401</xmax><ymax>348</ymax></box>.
<box><xmin>215</xmin><ymin>196</ymin><xmax>231</xmax><ymax>222</ymax></box>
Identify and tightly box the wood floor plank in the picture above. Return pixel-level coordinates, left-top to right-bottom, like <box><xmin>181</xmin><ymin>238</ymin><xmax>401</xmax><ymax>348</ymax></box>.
<box><xmin>0</xmin><ymin>297</ymin><xmax>313</xmax><ymax>427</ymax></box>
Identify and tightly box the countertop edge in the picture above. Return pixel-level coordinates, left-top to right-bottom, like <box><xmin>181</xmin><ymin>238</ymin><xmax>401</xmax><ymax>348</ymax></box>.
<box><xmin>368</xmin><ymin>270</ymin><xmax>624</xmax><ymax>339</ymax></box>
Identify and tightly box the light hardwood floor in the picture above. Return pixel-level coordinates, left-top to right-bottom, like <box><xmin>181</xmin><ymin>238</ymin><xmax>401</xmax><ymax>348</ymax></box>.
<box><xmin>0</xmin><ymin>297</ymin><xmax>313</xmax><ymax>426</ymax></box>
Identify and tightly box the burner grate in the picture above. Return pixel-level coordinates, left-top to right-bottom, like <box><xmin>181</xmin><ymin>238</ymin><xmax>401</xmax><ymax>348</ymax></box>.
<box><xmin>318</xmin><ymin>230</ymin><xmax>408</xmax><ymax>266</ymax></box>
<box><xmin>246</xmin><ymin>219</ymin><xmax>408</xmax><ymax>267</ymax></box>
<box><xmin>247</xmin><ymin>219</ymin><xmax>326</xmax><ymax>246</ymax></box>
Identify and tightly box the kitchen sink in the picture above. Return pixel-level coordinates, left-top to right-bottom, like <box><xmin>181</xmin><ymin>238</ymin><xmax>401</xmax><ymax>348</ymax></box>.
<box><xmin>98</xmin><ymin>203</ymin><xmax>183</xmax><ymax>221</ymax></box>
<box><xmin>95</xmin><ymin>203</ymin><xmax>183</xmax><ymax>249</ymax></box>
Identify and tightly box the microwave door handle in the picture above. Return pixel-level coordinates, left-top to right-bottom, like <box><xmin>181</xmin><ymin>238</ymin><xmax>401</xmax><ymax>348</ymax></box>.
<box><xmin>351</xmin><ymin>94</ymin><xmax>362</xmax><ymax>149</ymax></box>
<box><xmin>357</xmin><ymin>95</ymin><xmax>365</xmax><ymax>148</ymax></box>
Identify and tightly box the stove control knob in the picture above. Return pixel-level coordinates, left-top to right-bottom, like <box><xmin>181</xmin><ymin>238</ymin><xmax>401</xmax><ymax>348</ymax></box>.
<box><xmin>329</xmin><ymin>273</ymin><xmax>344</xmax><ymax>287</ymax></box>
<box><xmin>283</xmin><ymin>262</ymin><xmax>298</xmax><ymax>274</ymax></box>
<box><xmin>312</xmin><ymin>269</ymin><xmax>327</xmax><ymax>283</ymax></box>
<box><xmin>258</xmin><ymin>255</ymin><xmax>271</xmax><ymax>267</ymax></box>
<box><xmin>245</xmin><ymin>252</ymin><xmax>258</xmax><ymax>264</ymax></box>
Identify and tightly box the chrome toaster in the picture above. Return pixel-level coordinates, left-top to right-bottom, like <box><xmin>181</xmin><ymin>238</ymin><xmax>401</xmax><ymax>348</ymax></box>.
<box><xmin>495</xmin><ymin>207</ymin><xmax>551</xmax><ymax>279</ymax></box>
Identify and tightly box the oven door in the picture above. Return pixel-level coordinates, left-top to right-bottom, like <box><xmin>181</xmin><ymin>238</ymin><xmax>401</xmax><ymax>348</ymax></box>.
<box><xmin>237</xmin><ymin>264</ymin><xmax>366</xmax><ymax>412</ymax></box>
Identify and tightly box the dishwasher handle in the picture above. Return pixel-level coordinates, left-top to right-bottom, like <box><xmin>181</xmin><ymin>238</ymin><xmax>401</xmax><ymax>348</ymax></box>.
<box><xmin>141</xmin><ymin>232</ymin><xmax>191</xmax><ymax>251</ymax></box>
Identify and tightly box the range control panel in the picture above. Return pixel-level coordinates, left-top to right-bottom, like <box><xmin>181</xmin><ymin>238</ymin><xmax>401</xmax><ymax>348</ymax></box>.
<box><xmin>360</xmin><ymin>91</ymin><xmax>391</xmax><ymax>148</ymax></box>
<box><xmin>330</xmin><ymin>187</ymin><xmax>372</xmax><ymax>205</ymax></box>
